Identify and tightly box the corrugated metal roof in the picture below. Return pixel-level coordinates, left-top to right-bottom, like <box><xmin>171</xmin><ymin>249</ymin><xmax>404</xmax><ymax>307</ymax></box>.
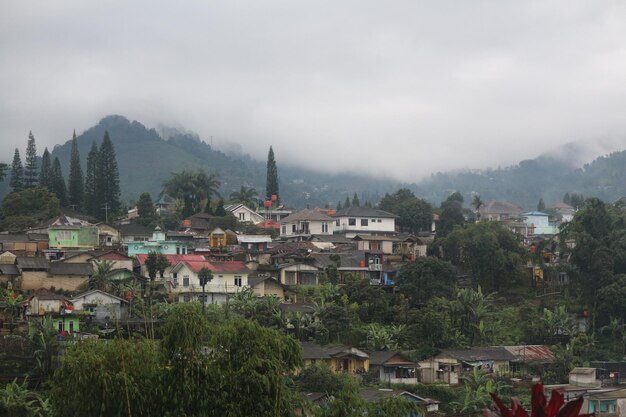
<box><xmin>441</xmin><ymin>347</ymin><xmax>516</xmax><ymax>362</ymax></box>
<box><xmin>503</xmin><ymin>345</ymin><xmax>554</xmax><ymax>363</ymax></box>
<box><xmin>16</xmin><ymin>257</ymin><xmax>49</xmax><ymax>270</ymax></box>
<box><xmin>49</xmin><ymin>263</ymin><xmax>93</xmax><ymax>276</ymax></box>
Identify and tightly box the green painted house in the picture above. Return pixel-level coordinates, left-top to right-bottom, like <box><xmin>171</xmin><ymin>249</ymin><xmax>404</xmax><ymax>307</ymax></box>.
<box><xmin>127</xmin><ymin>226</ymin><xmax>188</xmax><ymax>256</ymax></box>
<box><xmin>47</xmin><ymin>215</ymin><xmax>100</xmax><ymax>250</ymax></box>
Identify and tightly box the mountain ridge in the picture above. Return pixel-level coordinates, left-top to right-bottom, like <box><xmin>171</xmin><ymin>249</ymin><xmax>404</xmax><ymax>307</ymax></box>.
<box><xmin>2</xmin><ymin>115</ymin><xmax>626</xmax><ymax>211</ymax></box>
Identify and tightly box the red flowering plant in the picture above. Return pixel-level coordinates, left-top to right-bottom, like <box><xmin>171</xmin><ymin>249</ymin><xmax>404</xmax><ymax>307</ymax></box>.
<box><xmin>484</xmin><ymin>384</ymin><xmax>594</xmax><ymax>417</ymax></box>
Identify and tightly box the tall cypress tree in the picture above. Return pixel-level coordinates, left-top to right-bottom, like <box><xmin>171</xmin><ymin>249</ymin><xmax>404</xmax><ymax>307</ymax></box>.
<box><xmin>265</xmin><ymin>146</ymin><xmax>280</xmax><ymax>203</ymax></box>
<box><xmin>10</xmin><ymin>148</ymin><xmax>24</xmax><ymax>193</ymax></box>
<box><xmin>50</xmin><ymin>157</ymin><xmax>67</xmax><ymax>206</ymax></box>
<box><xmin>24</xmin><ymin>131</ymin><xmax>38</xmax><ymax>188</ymax></box>
<box><xmin>68</xmin><ymin>131</ymin><xmax>84</xmax><ymax>210</ymax></box>
<box><xmin>84</xmin><ymin>141</ymin><xmax>99</xmax><ymax>218</ymax></box>
<box><xmin>352</xmin><ymin>193</ymin><xmax>360</xmax><ymax>207</ymax></box>
<box><xmin>39</xmin><ymin>148</ymin><xmax>52</xmax><ymax>190</ymax></box>
<box><xmin>96</xmin><ymin>131</ymin><xmax>121</xmax><ymax>220</ymax></box>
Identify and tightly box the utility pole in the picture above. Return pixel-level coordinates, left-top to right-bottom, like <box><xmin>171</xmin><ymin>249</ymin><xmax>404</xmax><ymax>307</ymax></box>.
<box><xmin>102</xmin><ymin>203</ymin><xmax>110</xmax><ymax>224</ymax></box>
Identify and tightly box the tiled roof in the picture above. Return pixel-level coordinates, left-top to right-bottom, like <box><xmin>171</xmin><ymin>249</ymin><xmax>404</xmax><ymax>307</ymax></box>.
<box><xmin>135</xmin><ymin>254</ymin><xmax>206</xmax><ymax>265</ymax></box>
<box><xmin>280</xmin><ymin>209</ymin><xmax>334</xmax><ymax>223</ymax></box>
<box><xmin>368</xmin><ymin>351</ymin><xmax>417</xmax><ymax>366</ymax></box>
<box><xmin>352</xmin><ymin>234</ymin><xmax>399</xmax><ymax>242</ymax></box>
<box><xmin>479</xmin><ymin>200</ymin><xmax>524</xmax><ymax>215</ymax></box>
<box><xmin>332</xmin><ymin>207</ymin><xmax>397</xmax><ymax>218</ymax></box>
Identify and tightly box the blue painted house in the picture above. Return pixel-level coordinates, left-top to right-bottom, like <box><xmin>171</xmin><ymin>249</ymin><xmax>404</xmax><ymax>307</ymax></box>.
<box><xmin>521</xmin><ymin>211</ymin><xmax>558</xmax><ymax>235</ymax></box>
<box><xmin>126</xmin><ymin>226</ymin><xmax>189</xmax><ymax>257</ymax></box>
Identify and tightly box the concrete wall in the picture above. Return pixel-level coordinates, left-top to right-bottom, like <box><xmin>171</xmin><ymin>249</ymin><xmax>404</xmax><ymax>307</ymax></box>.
<box><xmin>21</xmin><ymin>271</ymin><xmax>88</xmax><ymax>291</ymax></box>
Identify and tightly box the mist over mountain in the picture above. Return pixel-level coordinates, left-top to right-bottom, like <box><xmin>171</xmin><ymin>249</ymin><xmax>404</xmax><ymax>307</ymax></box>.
<box><xmin>2</xmin><ymin>115</ymin><xmax>626</xmax><ymax>211</ymax></box>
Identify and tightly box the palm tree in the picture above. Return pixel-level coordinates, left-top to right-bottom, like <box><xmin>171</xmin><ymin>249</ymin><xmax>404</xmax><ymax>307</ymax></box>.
<box><xmin>229</xmin><ymin>186</ymin><xmax>258</xmax><ymax>209</ymax></box>
<box><xmin>193</xmin><ymin>170</ymin><xmax>221</xmax><ymax>209</ymax></box>
<box><xmin>162</xmin><ymin>170</ymin><xmax>220</xmax><ymax>216</ymax></box>
<box><xmin>88</xmin><ymin>260</ymin><xmax>114</xmax><ymax>291</ymax></box>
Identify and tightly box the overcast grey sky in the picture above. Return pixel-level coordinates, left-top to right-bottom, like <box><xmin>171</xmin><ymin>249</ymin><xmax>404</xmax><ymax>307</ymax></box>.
<box><xmin>2</xmin><ymin>1</ymin><xmax>626</xmax><ymax>181</ymax></box>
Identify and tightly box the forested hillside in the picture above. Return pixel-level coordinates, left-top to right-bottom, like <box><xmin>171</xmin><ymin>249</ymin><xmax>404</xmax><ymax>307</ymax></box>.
<box><xmin>2</xmin><ymin>115</ymin><xmax>626</xmax><ymax>210</ymax></box>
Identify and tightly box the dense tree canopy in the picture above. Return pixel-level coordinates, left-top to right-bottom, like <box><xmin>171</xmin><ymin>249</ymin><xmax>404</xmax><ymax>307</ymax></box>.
<box><xmin>378</xmin><ymin>188</ymin><xmax>432</xmax><ymax>233</ymax></box>
<box><xmin>437</xmin><ymin>191</ymin><xmax>465</xmax><ymax>237</ymax></box>
<box><xmin>438</xmin><ymin>221</ymin><xmax>526</xmax><ymax>292</ymax></box>
<box><xmin>396</xmin><ymin>257</ymin><xmax>457</xmax><ymax>308</ymax></box>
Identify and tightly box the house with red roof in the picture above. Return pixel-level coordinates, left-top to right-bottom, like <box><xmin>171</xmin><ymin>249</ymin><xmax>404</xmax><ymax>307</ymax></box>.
<box><xmin>168</xmin><ymin>259</ymin><xmax>250</xmax><ymax>305</ymax></box>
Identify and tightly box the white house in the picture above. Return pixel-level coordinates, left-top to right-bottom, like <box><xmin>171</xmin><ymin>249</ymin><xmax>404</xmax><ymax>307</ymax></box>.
<box><xmin>167</xmin><ymin>259</ymin><xmax>250</xmax><ymax>305</ymax></box>
<box><xmin>70</xmin><ymin>289</ymin><xmax>129</xmax><ymax>321</ymax></box>
<box><xmin>224</xmin><ymin>203</ymin><xmax>265</xmax><ymax>224</ymax></box>
<box><xmin>521</xmin><ymin>211</ymin><xmax>558</xmax><ymax>235</ymax></box>
<box><xmin>332</xmin><ymin>207</ymin><xmax>397</xmax><ymax>237</ymax></box>
<box><xmin>279</xmin><ymin>209</ymin><xmax>334</xmax><ymax>238</ymax></box>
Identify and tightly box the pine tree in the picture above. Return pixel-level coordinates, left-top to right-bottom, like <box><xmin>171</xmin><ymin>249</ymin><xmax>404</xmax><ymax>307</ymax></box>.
<box><xmin>96</xmin><ymin>132</ymin><xmax>121</xmax><ymax>221</ymax></box>
<box><xmin>50</xmin><ymin>157</ymin><xmax>67</xmax><ymax>206</ymax></box>
<box><xmin>9</xmin><ymin>148</ymin><xmax>24</xmax><ymax>193</ymax></box>
<box><xmin>336</xmin><ymin>201</ymin><xmax>343</xmax><ymax>211</ymax></box>
<box><xmin>352</xmin><ymin>193</ymin><xmax>360</xmax><ymax>207</ymax></box>
<box><xmin>537</xmin><ymin>198</ymin><xmax>546</xmax><ymax>212</ymax></box>
<box><xmin>68</xmin><ymin>130</ymin><xmax>84</xmax><ymax>210</ymax></box>
<box><xmin>24</xmin><ymin>131</ymin><xmax>38</xmax><ymax>188</ymax></box>
<box><xmin>39</xmin><ymin>148</ymin><xmax>52</xmax><ymax>190</ymax></box>
<box><xmin>265</xmin><ymin>146</ymin><xmax>280</xmax><ymax>203</ymax></box>
<box><xmin>84</xmin><ymin>141</ymin><xmax>99</xmax><ymax>218</ymax></box>
<box><xmin>136</xmin><ymin>192</ymin><xmax>158</xmax><ymax>227</ymax></box>
<box><xmin>344</xmin><ymin>196</ymin><xmax>351</xmax><ymax>209</ymax></box>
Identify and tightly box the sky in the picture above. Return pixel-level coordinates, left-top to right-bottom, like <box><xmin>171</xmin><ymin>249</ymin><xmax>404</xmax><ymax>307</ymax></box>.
<box><xmin>2</xmin><ymin>1</ymin><xmax>626</xmax><ymax>181</ymax></box>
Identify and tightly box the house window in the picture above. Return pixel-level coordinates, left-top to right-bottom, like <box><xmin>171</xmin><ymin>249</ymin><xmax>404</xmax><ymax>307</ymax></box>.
<box><xmin>183</xmin><ymin>276</ymin><xmax>190</xmax><ymax>287</ymax></box>
<box><xmin>69</xmin><ymin>321</ymin><xmax>74</xmax><ymax>333</ymax></box>
<box><xmin>282</xmin><ymin>226</ymin><xmax>286</xmax><ymax>235</ymax></box>
<box><xmin>321</xmin><ymin>223</ymin><xmax>328</xmax><ymax>233</ymax></box>
<box><xmin>348</xmin><ymin>218</ymin><xmax>356</xmax><ymax>226</ymax></box>
<box><xmin>371</xmin><ymin>219</ymin><xmax>376</xmax><ymax>222</ymax></box>
<box><xmin>57</xmin><ymin>230</ymin><xmax>72</xmax><ymax>241</ymax></box>
<box><xmin>183</xmin><ymin>295</ymin><xmax>191</xmax><ymax>302</ymax></box>
<box><xmin>173</xmin><ymin>272</ymin><xmax>178</xmax><ymax>279</ymax></box>
<box><xmin>176</xmin><ymin>246</ymin><xmax>180</xmax><ymax>254</ymax></box>
<box><xmin>361</xmin><ymin>219</ymin><xmax>369</xmax><ymax>226</ymax></box>
<box><xmin>58</xmin><ymin>321</ymin><xmax>63</xmax><ymax>332</ymax></box>
<box><xmin>182</xmin><ymin>247</ymin><xmax>187</xmax><ymax>254</ymax></box>
<box><xmin>335</xmin><ymin>219</ymin><xmax>340</xmax><ymax>226</ymax></box>
<box><xmin>377</xmin><ymin>219</ymin><xmax>382</xmax><ymax>223</ymax></box>
<box><xmin>234</xmin><ymin>276</ymin><xmax>242</xmax><ymax>287</ymax></box>
<box><xmin>239</xmin><ymin>212</ymin><xmax>246</xmax><ymax>221</ymax></box>
<box><xmin>292</xmin><ymin>224</ymin><xmax>296</xmax><ymax>233</ymax></box>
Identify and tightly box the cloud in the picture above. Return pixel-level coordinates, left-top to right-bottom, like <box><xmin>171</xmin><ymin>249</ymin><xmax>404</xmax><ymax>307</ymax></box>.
<box><xmin>1</xmin><ymin>0</ymin><xmax>626</xmax><ymax>181</ymax></box>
